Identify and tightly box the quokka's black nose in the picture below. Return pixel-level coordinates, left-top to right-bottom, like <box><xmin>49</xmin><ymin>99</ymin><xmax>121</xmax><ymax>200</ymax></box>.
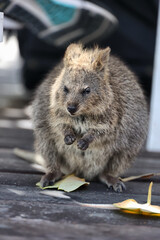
<box><xmin>67</xmin><ymin>105</ymin><xmax>78</xmax><ymax>114</ymax></box>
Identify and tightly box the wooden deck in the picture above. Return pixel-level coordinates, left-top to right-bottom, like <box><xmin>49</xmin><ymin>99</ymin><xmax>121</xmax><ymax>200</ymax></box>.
<box><xmin>0</xmin><ymin>107</ymin><xmax>160</xmax><ymax>240</ymax></box>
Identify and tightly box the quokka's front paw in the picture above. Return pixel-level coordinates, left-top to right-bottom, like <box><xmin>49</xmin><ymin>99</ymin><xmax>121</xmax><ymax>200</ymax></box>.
<box><xmin>77</xmin><ymin>139</ymin><xmax>89</xmax><ymax>150</ymax></box>
<box><xmin>64</xmin><ymin>134</ymin><xmax>76</xmax><ymax>145</ymax></box>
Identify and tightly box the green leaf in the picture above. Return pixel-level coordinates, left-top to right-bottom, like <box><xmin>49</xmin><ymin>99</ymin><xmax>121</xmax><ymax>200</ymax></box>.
<box><xmin>36</xmin><ymin>174</ymin><xmax>90</xmax><ymax>192</ymax></box>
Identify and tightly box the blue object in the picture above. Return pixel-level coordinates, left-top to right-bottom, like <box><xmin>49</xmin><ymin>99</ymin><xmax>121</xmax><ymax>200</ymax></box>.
<box><xmin>36</xmin><ymin>0</ymin><xmax>76</xmax><ymax>25</ymax></box>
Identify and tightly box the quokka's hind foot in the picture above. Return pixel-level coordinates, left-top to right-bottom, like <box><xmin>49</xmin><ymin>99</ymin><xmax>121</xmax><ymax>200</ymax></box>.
<box><xmin>40</xmin><ymin>171</ymin><xmax>62</xmax><ymax>188</ymax></box>
<box><xmin>99</xmin><ymin>174</ymin><xmax>126</xmax><ymax>193</ymax></box>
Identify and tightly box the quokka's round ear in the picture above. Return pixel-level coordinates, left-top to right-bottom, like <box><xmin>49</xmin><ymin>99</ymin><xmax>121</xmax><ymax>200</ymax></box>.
<box><xmin>64</xmin><ymin>43</ymin><xmax>83</xmax><ymax>66</ymax></box>
<box><xmin>92</xmin><ymin>47</ymin><xmax>111</xmax><ymax>71</ymax></box>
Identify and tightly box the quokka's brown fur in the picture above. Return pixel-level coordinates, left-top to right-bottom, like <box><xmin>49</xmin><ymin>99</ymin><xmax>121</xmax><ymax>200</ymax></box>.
<box><xmin>32</xmin><ymin>43</ymin><xmax>148</xmax><ymax>192</ymax></box>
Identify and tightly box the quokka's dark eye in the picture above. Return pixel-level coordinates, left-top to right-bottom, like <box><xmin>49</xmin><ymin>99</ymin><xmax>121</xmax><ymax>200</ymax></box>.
<box><xmin>64</xmin><ymin>86</ymin><xmax>69</xmax><ymax>94</ymax></box>
<box><xmin>82</xmin><ymin>87</ymin><xmax>91</xmax><ymax>96</ymax></box>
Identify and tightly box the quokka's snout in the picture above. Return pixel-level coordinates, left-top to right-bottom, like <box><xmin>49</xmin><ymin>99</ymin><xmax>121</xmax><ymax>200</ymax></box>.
<box><xmin>67</xmin><ymin>104</ymin><xmax>78</xmax><ymax>115</ymax></box>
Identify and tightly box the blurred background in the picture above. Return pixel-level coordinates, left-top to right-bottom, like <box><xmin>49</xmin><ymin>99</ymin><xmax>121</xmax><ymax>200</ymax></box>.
<box><xmin>0</xmin><ymin>0</ymin><xmax>159</xmax><ymax>151</ymax></box>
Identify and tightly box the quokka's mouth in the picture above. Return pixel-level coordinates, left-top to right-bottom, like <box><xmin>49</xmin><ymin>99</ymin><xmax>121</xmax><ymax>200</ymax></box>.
<box><xmin>67</xmin><ymin>110</ymin><xmax>81</xmax><ymax>117</ymax></box>
<box><xmin>67</xmin><ymin>105</ymin><xmax>78</xmax><ymax>115</ymax></box>
<box><xmin>68</xmin><ymin>112</ymin><xmax>78</xmax><ymax>117</ymax></box>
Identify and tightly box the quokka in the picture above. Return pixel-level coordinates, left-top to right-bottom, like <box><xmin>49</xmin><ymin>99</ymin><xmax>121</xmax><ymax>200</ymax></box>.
<box><xmin>32</xmin><ymin>43</ymin><xmax>148</xmax><ymax>192</ymax></box>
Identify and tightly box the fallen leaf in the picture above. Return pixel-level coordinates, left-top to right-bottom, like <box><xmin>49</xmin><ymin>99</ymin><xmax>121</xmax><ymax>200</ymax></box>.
<box><xmin>113</xmin><ymin>182</ymin><xmax>160</xmax><ymax>216</ymax></box>
<box><xmin>77</xmin><ymin>202</ymin><xmax>117</xmax><ymax>210</ymax></box>
<box><xmin>36</xmin><ymin>182</ymin><xmax>57</xmax><ymax>190</ymax></box>
<box><xmin>36</xmin><ymin>174</ymin><xmax>90</xmax><ymax>192</ymax></box>
<box><xmin>120</xmin><ymin>173</ymin><xmax>160</xmax><ymax>182</ymax></box>
<box><xmin>14</xmin><ymin>148</ymin><xmax>45</xmax><ymax>167</ymax></box>
<box><xmin>40</xmin><ymin>190</ymin><xmax>71</xmax><ymax>199</ymax></box>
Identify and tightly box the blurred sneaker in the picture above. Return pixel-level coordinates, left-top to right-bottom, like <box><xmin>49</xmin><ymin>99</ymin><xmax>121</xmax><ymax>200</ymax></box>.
<box><xmin>1</xmin><ymin>0</ymin><xmax>118</xmax><ymax>46</ymax></box>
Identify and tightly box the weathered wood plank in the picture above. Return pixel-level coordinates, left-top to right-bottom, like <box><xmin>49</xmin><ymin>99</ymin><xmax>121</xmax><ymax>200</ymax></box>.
<box><xmin>0</xmin><ymin>197</ymin><xmax>160</xmax><ymax>230</ymax></box>
<box><xmin>0</xmin><ymin>128</ymin><xmax>33</xmax><ymax>139</ymax></box>
<box><xmin>0</xmin><ymin>154</ymin><xmax>160</xmax><ymax>182</ymax></box>
<box><xmin>0</xmin><ymin>173</ymin><xmax>160</xmax><ymax>203</ymax></box>
<box><xmin>124</xmin><ymin>157</ymin><xmax>160</xmax><ymax>176</ymax></box>
<box><xmin>0</xmin><ymin>183</ymin><xmax>160</xmax><ymax>214</ymax></box>
<box><xmin>0</xmin><ymin>109</ymin><xmax>160</xmax><ymax>239</ymax></box>
<box><xmin>0</xmin><ymin>173</ymin><xmax>41</xmax><ymax>187</ymax></box>
<box><xmin>133</xmin><ymin>157</ymin><xmax>160</xmax><ymax>169</ymax></box>
<box><xmin>0</xmin><ymin>139</ymin><xmax>33</xmax><ymax>150</ymax></box>
<box><xmin>0</xmin><ymin>108</ymin><xmax>28</xmax><ymax>120</ymax></box>
<box><xmin>0</xmin><ymin>149</ymin><xmax>42</xmax><ymax>173</ymax></box>
<box><xmin>0</xmin><ymin>185</ymin><xmax>70</xmax><ymax>204</ymax></box>
<box><xmin>1</xmin><ymin>150</ymin><xmax>160</xmax><ymax>175</ymax></box>
<box><xmin>0</xmin><ymin>128</ymin><xmax>33</xmax><ymax>149</ymax></box>
<box><xmin>1</xmin><ymin>147</ymin><xmax>160</xmax><ymax>175</ymax></box>
<box><xmin>0</xmin><ymin>220</ymin><xmax>160</xmax><ymax>240</ymax></box>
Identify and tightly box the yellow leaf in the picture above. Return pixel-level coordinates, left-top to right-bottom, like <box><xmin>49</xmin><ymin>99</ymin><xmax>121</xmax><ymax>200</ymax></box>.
<box><xmin>113</xmin><ymin>182</ymin><xmax>160</xmax><ymax>216</ymax></box>
<box><xmin>36</xmin><ymin>182</ymin><xmax>57</xmax><ymax>189</ymax></box>
<box><xmin>147</xmin><ymin>181</ymin><xmax>152</xmax><ymax>205</ymax></box>
<box><xmin>36</xmin><ymin>174</ymin><xmax>89</xmax><ymax>192</ymax></box>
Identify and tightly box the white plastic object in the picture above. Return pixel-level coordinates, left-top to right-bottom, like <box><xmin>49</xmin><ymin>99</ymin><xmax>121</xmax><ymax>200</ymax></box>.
<box><xmin>147</xmin><ymin>4</ymin><xmax>160</xmax><ymax>152</ymax></box>
<box><xmin>0</xmin><ymin>12</ymin><xmax>4</xmax><ymax>42</ymax></box>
